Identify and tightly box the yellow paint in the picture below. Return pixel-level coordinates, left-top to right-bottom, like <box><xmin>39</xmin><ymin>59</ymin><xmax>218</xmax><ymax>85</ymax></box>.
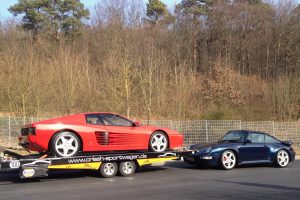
<box><xmin>47</xmin><ymin>157</ymin><xmax>179</xmax><ymax>170</ymax></box>
<box><xmin>48</xmin><ymin>162</ymin><xmax>101</xmax><ymax>170</ymax></box>
<box><xmin>137</xmin><ymin>157</ymin><xmax>178</xmax><ymax>166</ymax></box>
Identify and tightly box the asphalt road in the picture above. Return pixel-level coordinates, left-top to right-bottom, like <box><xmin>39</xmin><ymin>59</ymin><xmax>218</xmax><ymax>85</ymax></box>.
<box><xmin>0</xmin><ymin>161</ymin><xmax>300</xmax><ymax>200</ymax></box>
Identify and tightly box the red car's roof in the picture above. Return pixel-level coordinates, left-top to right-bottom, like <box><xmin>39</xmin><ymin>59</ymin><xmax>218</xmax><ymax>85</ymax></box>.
<box><xmin>32</xmin><ymin>112</ymin><xmax>120</xmax><ymax>125</ymax></box>
<box><xmin>78</xmin><ymin>112</ymin><xmax>116</xmax><ymax>115</ymax></box>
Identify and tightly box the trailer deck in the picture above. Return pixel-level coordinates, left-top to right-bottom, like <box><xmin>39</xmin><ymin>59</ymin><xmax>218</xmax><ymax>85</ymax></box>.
<box><xmin>0</xmin><ymin>150</ymin><xmax>189</xmax><ymax>179</ymax></box>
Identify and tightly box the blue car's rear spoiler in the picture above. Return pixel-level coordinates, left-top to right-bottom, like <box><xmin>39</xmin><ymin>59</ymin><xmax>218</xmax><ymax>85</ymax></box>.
<box><xmin>282</xmin><ymin>140</ymin><xmax>293</xmax><ymax>146</ymax></box>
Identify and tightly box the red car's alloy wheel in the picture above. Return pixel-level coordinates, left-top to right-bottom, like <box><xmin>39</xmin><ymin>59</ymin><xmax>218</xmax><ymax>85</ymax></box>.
<box><xmin>150</xmin><ymin>132</ymin><xmax>168</xmax><ymax>152</ymax></box>
<box><xmin>52</xmin><ymin>132</ymin><xmax>80</xmax><ymax>157</ymax></box>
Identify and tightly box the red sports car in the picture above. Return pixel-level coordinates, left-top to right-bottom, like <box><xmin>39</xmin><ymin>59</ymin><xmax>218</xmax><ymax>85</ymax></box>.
<box><xmin>19</xmin><ymin>113</ymin><xmax>183</xmax><ymax>157</ymax></box>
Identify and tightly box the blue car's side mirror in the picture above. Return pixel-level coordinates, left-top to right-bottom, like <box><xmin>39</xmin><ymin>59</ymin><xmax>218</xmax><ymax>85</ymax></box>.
<box><xmin>244</xmin><ymin>139</ymin><xmax>251</xmax><ymax>144</ymax></box>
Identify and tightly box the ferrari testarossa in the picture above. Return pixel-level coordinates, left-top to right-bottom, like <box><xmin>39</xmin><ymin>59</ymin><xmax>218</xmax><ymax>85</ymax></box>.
<box><xmin>184</xmin><ymin>130</ymin><xmax>295</xmax><ymax>169</ymax></box>
<box><xmin>19</xmin><ymin>113</ymin><xmax>183</xmax><ymax>157</ymax></box>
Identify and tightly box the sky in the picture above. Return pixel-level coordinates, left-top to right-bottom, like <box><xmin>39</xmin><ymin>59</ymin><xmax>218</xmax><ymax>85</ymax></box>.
<box><xmin>0</xmin><ymin>0</ymin><xmax>179</xmax><ymax>20</ymax></box>
<box><xmin>1</xmin><ymin>0</ymin><xmax>299</xmax><ymax>20</ymax></box>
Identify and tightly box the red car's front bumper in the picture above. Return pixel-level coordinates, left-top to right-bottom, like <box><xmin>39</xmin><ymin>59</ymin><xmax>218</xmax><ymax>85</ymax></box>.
<box><xmin>169</xmin><ymin>133</ymin><xmax>184</xmax><ymax>149</ymax></box>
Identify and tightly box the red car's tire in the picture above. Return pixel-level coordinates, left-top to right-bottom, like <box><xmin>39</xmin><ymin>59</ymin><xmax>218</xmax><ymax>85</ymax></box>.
<box><xmin>149</xmin><ymin>131</ymin><xmax>169</xmax><ymax>152</ymax></box>
<box><xmin>51</xmin><ymin>132</ymin><xmax>81</xmax><ymax>157</ymax></box>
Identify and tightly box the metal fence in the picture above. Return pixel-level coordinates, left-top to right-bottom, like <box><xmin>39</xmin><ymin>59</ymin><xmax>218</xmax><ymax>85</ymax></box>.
<box><xmin>0</xmin><ymin>117</ymin><xmax>299</xmax><ymax>148</ymax></box>
<box><xmin>147</xmin><ymin>120</ymin><xmax>300</xmax><ymax>148</ymax></box>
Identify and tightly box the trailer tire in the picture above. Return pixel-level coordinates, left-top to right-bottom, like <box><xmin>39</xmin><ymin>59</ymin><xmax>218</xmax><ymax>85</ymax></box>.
<box><xmin>99</xmin><ymin>162</ymin><xmax>118</xmax><ymax>178</ymax></box>
<box><xmin>118</xmin><ymin>161</ymin><xmax>136</xmax><ymax>177</ymax></box>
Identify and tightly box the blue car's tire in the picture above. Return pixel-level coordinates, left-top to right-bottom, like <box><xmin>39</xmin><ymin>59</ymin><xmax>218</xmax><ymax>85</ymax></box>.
<box><xmin>275</xmin><ymin>150</ymin><xmax>289</xmax><ymax>168</ymax></box>
<box><xmin>220</xmin><ymin>150</ymin><xmax>237</xmax><ymax>170</ymax></box>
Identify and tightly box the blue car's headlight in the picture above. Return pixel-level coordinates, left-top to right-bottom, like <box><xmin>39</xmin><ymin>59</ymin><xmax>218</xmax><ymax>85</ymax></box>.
<box><xmin>188</xmin><ymin>145</ymin><xmax>212</xmax><ymax>153</ymax></box>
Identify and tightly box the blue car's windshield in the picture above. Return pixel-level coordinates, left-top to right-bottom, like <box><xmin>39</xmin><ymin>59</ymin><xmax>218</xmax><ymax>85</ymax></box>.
<box><xmin>222</xmin><ymin>131</ymin><xmax>246</xmax><ymax>142</ymax></box>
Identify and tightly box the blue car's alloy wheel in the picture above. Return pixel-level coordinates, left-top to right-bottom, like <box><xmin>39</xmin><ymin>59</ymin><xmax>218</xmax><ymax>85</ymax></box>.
<box><xmin>276</xmin><ymin>150</ymin><xmax>289</xmax><ymax>168</ymax></box>
<box><xmin>220</xmin><ymin>150</ymin><xmax>237</xmax><ymax>170</ymax></box>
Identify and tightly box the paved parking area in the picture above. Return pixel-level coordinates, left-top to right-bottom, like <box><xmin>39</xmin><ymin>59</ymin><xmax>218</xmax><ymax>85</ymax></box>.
<box><xmin>0</xmin><ymin>161</ymin><xmax>299</xmax><ymax>200</ymax></box>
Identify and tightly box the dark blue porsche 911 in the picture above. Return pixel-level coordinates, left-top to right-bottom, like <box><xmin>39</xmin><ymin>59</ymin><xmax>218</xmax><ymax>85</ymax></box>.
<box><xmin>184</xmin><ymin>130</ymin><xmax>296</xmax><ymax>170</ymax></box>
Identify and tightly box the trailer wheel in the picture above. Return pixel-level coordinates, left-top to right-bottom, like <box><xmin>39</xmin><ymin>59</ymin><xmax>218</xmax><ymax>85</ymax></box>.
<box><xmin>99</xmin><ymin>162</ymin><xmax>118</xmax><ymax>178</ymax></box>
<box><xmin>119</xmin><ymin>161</ymin><xmax>136</xmax><ymax>177</ymax></box>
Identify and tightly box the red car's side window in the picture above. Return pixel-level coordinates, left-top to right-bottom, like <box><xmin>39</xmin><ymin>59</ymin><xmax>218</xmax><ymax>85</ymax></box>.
<box><xmin>86</xmin><ymin>114</ymin><xmax>105</xmax><ymax>125</ymax></box>
<box><xmin>99</xmin><ymin>114</ymin><xmax>133</xmax><ymax>127</ymax></box>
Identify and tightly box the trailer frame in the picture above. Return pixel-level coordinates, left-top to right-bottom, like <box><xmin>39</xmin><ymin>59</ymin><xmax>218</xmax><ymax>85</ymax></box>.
<box><xmin>0</xmin><ymin>150</ymin><xmax>189</xmax><ymax>179</ymax></box>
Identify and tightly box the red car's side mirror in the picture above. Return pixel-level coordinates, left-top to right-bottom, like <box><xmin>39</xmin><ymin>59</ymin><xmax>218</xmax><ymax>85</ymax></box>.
<box><xmin>133</xmin><ymin>121</ymin><xmax>141</xmax><ymax>126</ymax></box>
